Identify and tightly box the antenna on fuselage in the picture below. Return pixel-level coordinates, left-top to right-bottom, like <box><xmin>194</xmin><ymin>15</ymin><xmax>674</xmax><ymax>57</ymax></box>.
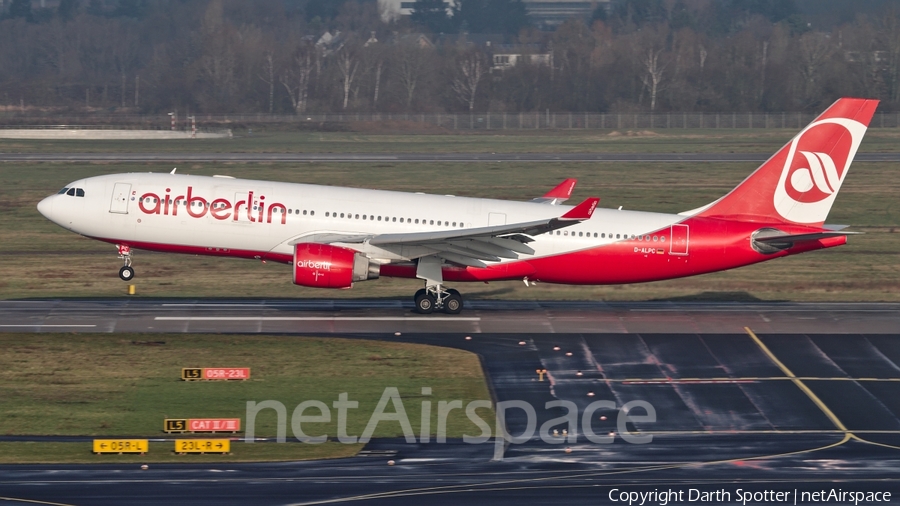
<box><xmin>170</xmin><ymin>168</ymin><xmax>177</xmax><ymax>174</ymax></box>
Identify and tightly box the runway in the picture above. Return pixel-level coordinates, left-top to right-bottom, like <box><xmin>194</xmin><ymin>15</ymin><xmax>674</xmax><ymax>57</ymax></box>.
<box><xmin>2</xmin><ymin>301</ymin><xmax>900</xmax><ymax>505</ymax></box>
<box><xmin>1</xmin><ymin>299</ymin><xmax>899</xmax><ymax>334</ymax></box>
<box><xmin>2</xmin><ymin>152</ymin><xmax>900</xmax><ymax>163</ymax></box>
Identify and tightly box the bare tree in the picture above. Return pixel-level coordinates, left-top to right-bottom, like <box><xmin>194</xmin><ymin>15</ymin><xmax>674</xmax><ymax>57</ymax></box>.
<box><xmin>451</xmin><ymin>50</ymin><xmax>487</xmax><ymax>112</ymax></box>
<box><xmin>336</xmin><ymin>44</ymin><xmax>360</xmax><ymax>110</ymax></box>
<box><xmin>795</xmin><ymin>32</ymin><xmax>834</xmax><ymax>105</ymax></box>
<box><xmin>878</xmin><ymin>9</ymin><xmax>900</xmax><ymax>102</ymax></box>
<box><xmin>281</xmin><ymin>46</ymin><xmax>314</xmax><ymax>114</ymax></box>
<box><xmin>631</xmin><ymin>25</ymin><xmax>670</xmax><ymax>112</ymax></box>
<box><xmin>199</xmin><ymin>0</ymin><xmax>237</xmax><ymax>106</ymax></box>
<box><xmin>394</xmin><ymin>40</ymin><xmax>431</xmax><ymax>111</ymax></box>
<box><xmin>641</xmin><ymin>47</ymin><xmax>666</xmax><ymax>111</ymax></box>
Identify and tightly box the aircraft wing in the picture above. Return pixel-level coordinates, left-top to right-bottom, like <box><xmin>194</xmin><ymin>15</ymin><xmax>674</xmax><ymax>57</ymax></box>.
<box><xmin>368</xmin><ymin>197</ymin><xmax>599</xmax><ymax>267</ymax></box>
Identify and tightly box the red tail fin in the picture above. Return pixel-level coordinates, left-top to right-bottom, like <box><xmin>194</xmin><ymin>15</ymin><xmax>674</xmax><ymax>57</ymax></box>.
<box><xmin>694</xmin><ymin>98</ymin><xmax>878</xmax><ymax>226</ymax></box>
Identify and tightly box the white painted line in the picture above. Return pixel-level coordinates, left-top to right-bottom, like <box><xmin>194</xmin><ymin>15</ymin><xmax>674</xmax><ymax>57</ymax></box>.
<box><xmin>161</xmin><ymin>304</ymin><xmax>266</xmax><ymax>307</ymax></box>
<box><xmin>154</xmin><ymin>316</ymin><xmax>480</xmax><ymax>322</ymax></box>
<box><xmin>0</xmin><ymin>324</ymin><xmax>97</xmax><ymax>327</ymax></box>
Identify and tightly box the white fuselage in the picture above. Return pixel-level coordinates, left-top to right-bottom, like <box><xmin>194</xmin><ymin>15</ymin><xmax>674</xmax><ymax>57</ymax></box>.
<box><xmin>39</xmin><ymin>172</ymin><xmax>681</xmax><ymax>265</ymax></box>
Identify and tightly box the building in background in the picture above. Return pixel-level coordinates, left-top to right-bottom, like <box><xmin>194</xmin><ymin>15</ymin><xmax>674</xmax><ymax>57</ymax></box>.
<box><xmin>523</xmin><ymin>0</ymin><xmax>609</xmax><ymax>27</ymax></box>
<box><xmin>379</xmin><ymin>0</ymin><xmax>610</xmax><ymax>27</ymax></box>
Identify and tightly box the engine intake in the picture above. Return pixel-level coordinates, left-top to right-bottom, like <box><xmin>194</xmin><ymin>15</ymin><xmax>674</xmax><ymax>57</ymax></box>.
<box><xmin>293</xmin><ymin>243</ymin><xmax>379</xmax><ymax>288</ymax></box>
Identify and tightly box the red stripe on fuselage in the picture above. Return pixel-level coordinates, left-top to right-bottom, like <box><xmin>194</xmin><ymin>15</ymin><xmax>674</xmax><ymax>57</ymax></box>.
<box><xmin>93</xmin><ymin>216</ymin><xmax>844</xmax><ymax>285</ymax></box>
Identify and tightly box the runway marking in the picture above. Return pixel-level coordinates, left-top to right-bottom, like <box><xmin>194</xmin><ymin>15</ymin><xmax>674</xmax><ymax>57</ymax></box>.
<box><xmin>0</xmin><ymin>325</ymin><xmax>96</xmax><ymax>328</ymax></box>
<box><xmin>0</xmin><ymin>497</ymin><xmax>77</xmax><ymax>506</ymax></box>
<box><xmin>154</xmin><ymin>316</ymin><xmax>480</xmax><ymax>322</ymax></box>
<box><xmin>744</xmin><ymin>327</ymin><xmax>849</xmax><ymax>432</ymax></box>
<box><xmin>285</xmin><ymin>435</ymin><xmax>855</xmax><ymax>505</ymax></box>
<box><xmin>598</xmin><ymin>376</ymin><xmax>900</xmax><ymax>384</ymax></box>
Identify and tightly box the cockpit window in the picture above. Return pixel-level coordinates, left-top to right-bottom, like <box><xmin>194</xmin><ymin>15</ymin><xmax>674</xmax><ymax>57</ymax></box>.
<box><xmin>75</xmin><ymin>188</ymin><xmax>85</xmax><ymax>197</ymax></box>
<box><xmin>66</xmin><ymin>188</ymin><xmax>76</xmax><ymax>196</ymax></box>
<box><xmin>64</xmin><ymin>188</ymin><xmax>85</xmax><ymax>197</ymax></box>
<box><xmin>58</xmin><ymin>187</ymin><xmax>69</xmax><ymax>195</ymax></box>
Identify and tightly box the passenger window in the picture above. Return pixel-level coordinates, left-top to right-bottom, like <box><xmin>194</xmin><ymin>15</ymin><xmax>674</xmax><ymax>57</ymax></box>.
<box><xmin>430</xmin><ymin>220</ymin><xmax>434</xmax><ymax>225</ymax></box>
<box><xmin>326</xmin><ymin>212</ymin><xmax>330</xmax><ymax>217</ymax></box>
<box><xmin>378</xmin><ymin>216</ymin><xmax>382</xmax><ymax>221</ymax></box>
<box><xmin>616</xmin><ymin>234</ymin><xmax>620</xmax><ymax>239</ymax></box>
<box><xmin>392</xmin><ymin>217</ymin><xmax>397</xmax><ymax>222</ymax></box>
<box><xmin>400</xmin><ymin>218</ymin><xmax>404</xmax><ymax>223</ymax></box>
<box><xmin>355</xmin><ymin>214</ymin><xmax>359</xmax><ymax>219</ymax></box>
<box><xmin>415</xmin><ymin>219</ymin><xmax>419</xmax><ymax>224</ymax></box>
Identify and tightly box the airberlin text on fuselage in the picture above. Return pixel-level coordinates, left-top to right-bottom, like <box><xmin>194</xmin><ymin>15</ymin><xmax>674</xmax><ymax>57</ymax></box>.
<box><xmin>137</xmin><ymin>186</ymin><xmax>287</xmax><ymax>224</ymax></box>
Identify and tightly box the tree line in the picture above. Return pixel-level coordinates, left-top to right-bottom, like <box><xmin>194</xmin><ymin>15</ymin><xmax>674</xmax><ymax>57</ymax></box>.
<box><xmin>1</xmin><ymin>0</ymin><xmax>899</xmax><ymax>115</ymax></box>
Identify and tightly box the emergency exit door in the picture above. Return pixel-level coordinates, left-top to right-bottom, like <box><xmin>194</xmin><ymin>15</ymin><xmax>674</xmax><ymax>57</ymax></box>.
<box><xmin>669</xmin><ymin>224</ymin><xmax>689</xmax><ymax>255</ymax></box>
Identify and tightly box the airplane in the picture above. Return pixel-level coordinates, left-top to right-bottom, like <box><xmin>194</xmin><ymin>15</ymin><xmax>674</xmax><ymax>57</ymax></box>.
<box><xmin>37</xmin><ymin>97</ymin><xmax>877</xmax><ymax>314</ymax></box>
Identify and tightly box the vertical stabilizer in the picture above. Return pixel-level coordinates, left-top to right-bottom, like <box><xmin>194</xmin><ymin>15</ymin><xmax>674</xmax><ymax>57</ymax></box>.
<box><xmin>695</xmin><ymin>98</ymin><xmax>878</xmax><ymax>226</ymax></box>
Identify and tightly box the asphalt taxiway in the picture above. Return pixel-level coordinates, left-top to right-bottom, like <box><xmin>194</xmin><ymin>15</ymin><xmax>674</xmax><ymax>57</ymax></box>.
<box><xmin>2</xmin><ymin>301</ymin><xmax>900</xmax><ymax>505</ymax></box>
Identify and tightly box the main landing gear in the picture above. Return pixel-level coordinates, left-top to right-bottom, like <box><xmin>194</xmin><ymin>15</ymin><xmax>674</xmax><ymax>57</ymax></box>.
<box><xmin>117</xmin><ymin>244</ymin><xmax>135</xmax><ymax>281</ymax></box>
<box><xmin>414</xmin><ymin>286</ymin><xmax>463</xmax><ymax>315</ymax></box>
<box><xmin>413</xmin><ymin>255</ymin><xmax>463</xmax><ymax>314</ymax></box>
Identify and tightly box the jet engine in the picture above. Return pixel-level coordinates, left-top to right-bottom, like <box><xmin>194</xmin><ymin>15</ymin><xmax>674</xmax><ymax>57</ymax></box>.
<box><xmin>292</xmin><ymin>243</ymin><xmax>379</xmax><ymax>288</ymax></box>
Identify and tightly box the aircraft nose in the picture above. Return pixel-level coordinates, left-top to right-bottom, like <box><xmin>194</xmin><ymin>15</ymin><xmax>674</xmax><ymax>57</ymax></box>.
<box><xmin>37</xmin><ymin>196</ymin><xmax>54</xmax><ymax>220</ymax></box>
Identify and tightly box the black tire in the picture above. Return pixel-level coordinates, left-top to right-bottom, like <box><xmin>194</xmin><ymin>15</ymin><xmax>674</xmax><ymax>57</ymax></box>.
<box><xmin>119</xmin><ymin>266</ymin><xmax>135</xmax><ymax>281</ymax></box>
<box><xmin>415</xmin><ymin>292</ymin><xmax>436</xmax><ymax>314</ymax></box>
<box><xmin>444</xmin><ymin>293</ymin><xmax>463</xmax><ymax>314</ymax></box>
<box><xmin>448</xmin><ymin>288</ymin><xmax>460</xmax><ymax>297</ymax></box>
<box><xmin>414</xmin><ymin>288</ymin><xmax>426</xmax><ymax>302</ymax></box>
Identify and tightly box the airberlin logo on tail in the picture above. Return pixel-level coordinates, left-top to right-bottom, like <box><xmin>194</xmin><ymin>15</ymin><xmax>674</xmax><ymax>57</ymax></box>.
<box><xmin>773</xmin><ymin>118</ymin><xmax>866</xmax><ymax>224</ymax></box>
<box><xmin>137</xmin><ymin>186</ymin><xmax>287</xmax><ymax>224</ymax></box>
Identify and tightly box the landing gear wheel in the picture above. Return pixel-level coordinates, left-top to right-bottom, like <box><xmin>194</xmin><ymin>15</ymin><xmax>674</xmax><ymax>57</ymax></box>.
<box><xmin>415</xmin><ymin>292</ymin><xmax>436</xmax><ymax>314</ymax></box>
<box><xmin>413</xmin><ymin>288</ymin><xmax>426</xmax><ymax>303</ymax></box>
<box><xmin>119</xmin><ymin>265</ymin><xmax>135</xmax><ymax>281</ymax></box>
<box><xmin>444</xmin><ymin>293</ymin><xmax>463</xmax><ymax>314</ymax></box>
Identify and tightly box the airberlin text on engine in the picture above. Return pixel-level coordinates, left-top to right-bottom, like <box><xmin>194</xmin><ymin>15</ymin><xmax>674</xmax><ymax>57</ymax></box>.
<box><xmin>137</xmin><ymin>187</ymin><xmax>287</xmax><ymax>224</ymax></box>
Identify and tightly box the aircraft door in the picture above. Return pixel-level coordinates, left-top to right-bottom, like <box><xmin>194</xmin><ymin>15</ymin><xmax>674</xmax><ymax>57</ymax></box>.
<box><xmin>669</xmin><ymin>224</ymin><xmax>689</xmax><ymax>255</ymax></box>
<box><xmin>488</xmin><ymin>212</ymin><xmax>506</xmax><ymax>226</ymax></box>
<box><xmin>109</xmin><ymin>183</ymin><xmax>131</xmax><ymax>214</ymax></box>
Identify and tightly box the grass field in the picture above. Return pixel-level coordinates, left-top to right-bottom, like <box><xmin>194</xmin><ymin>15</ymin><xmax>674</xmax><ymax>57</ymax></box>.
<box><xmin>0</xmin><ymin>333</ymin><xmax>492</xmax><ymax>462</ymax></box>
<box><xmin>3</xmin><ymin>126</ymin><xmax>900</xmax><ymax>154</ymax></box>
<box><xmin>1</xmin><ymin>156</ymin><xmax>897</xmax><ymax>301</ymax></box>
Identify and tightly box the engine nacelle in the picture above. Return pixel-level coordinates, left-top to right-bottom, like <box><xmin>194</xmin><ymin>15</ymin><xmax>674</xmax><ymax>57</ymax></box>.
<box><xmin>292</xmin><ymin>243</ymin><xmax>379</xmax><ymax>288</ymax></box>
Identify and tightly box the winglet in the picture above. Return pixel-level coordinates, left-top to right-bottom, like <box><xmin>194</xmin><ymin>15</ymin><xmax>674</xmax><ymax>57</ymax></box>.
<box><xmin>560</xmin><ymin>197</ymin><xmax>599</xmax><ymax>221</ymax></box>
<box><xmin>544</xmin><ymin>179</ymin><xmax>577</xmax><ymax>199</ymax></box>
<box><xmin>532</xmin><ymin>179</ymin><xmax>577</xmax><ymax>204</ymax></box>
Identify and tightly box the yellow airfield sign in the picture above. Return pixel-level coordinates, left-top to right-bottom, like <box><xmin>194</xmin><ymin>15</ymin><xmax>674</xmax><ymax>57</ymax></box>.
<box><xmin>93</xmin><ymin>439</ymin><xmax>149</xmax><ymax>454</ymax></box>
<box><xmin>174</xmin><ymin>439</ymin><xmax>231</xmax><ymax>454</ymax></box>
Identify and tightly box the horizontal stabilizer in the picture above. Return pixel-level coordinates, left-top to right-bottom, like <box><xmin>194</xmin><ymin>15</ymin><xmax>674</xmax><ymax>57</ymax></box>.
<box><xmin>754</xmin><ymin>231</ymin><xmax>858</xmax><ymax>244</ymax></box>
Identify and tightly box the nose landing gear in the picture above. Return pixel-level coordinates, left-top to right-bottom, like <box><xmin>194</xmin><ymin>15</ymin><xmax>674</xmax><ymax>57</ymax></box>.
<box><xmin>117</xmin><ymin>245</ymin><xmax>134</xmax><ymax>281</ymax></box>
